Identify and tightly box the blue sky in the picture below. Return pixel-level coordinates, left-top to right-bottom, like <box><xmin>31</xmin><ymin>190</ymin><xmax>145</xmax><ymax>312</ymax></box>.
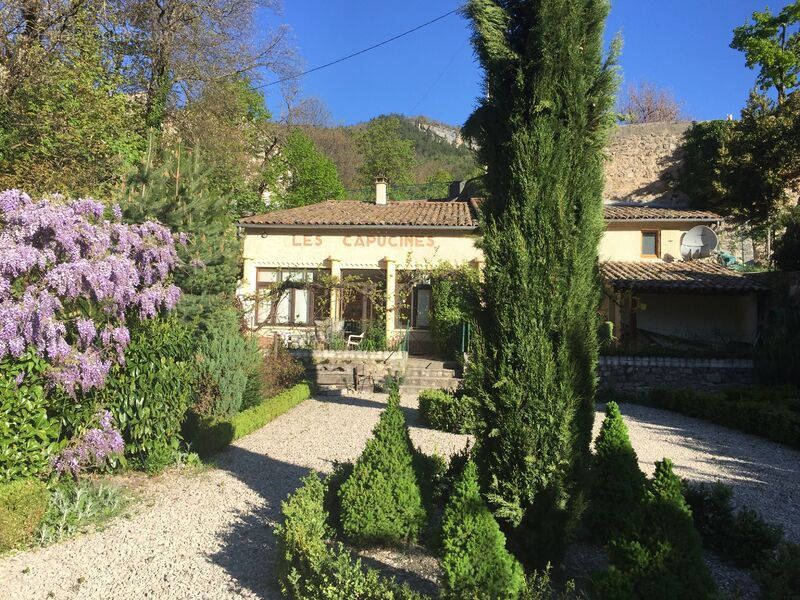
<box><xmin>258</xmin><ymin>1</ymin><xmax>779</xmax><ymax>126</ymax></box>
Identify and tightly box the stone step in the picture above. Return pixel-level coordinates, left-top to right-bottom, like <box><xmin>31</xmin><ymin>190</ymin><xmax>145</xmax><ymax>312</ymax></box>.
<box><xmin>401</xmin><ymin>378</ymin><xmax>461</xmax><ymax>391</ymax></box>
<box><xmin>404</xmin><ymin>368</ymin><xmax>456</xmax><ymax>378</ymax></box>
<box><xmin>400</xmin><ymin>385</ymin><xmax>458</xmax><ymax>395</ymax></box>
<box><xmin>402</xmin><ymin>375</ymin><xmax>460</xmax><ymax>385</ymax></box>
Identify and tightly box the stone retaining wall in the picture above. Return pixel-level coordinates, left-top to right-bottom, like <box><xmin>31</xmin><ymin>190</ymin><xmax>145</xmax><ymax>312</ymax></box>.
<box><xmin>289</xmin><ymin>349</ymin><xmax>407</xmax><ymax>393</ymax></box>
<box><xmin>599</xmin><ymin>355</ymin><xmax>755</xmax><ymax>395</ymax></box>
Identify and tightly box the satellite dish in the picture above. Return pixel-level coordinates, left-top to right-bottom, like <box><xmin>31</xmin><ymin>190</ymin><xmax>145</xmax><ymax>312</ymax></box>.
<box><xmin>680</xmin><ymin>225</ymin><xmax>718</xmax><ymax>260</ymax></box>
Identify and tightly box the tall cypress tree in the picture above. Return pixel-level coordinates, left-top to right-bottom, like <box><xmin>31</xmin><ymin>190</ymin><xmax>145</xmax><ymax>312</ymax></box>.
<box><xmin>464</xmin><ymin>0</ymin><xmax>618</xmax><ymax>566</ymax></box>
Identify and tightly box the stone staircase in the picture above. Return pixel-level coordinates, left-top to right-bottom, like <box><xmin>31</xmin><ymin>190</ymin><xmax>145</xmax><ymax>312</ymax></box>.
<box><xmin>400</xmin><ymin>357</ymin><xmax>462</xmax><ymax>395</ymax></box>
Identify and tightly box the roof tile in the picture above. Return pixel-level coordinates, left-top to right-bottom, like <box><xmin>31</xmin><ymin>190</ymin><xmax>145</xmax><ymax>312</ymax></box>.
<box><xmin>239</xmin><ymin>200</ymin><xmax>478</xmax><ymax>228</ymax></box>
<box><xmin>603</xmin><ymin>205</ymin><xmax>720</xmax><ymax>221</ymax></box>
<box><xmin>601</xmin><ymin>261</ymin><xmax>766</xmax><ymax>292</ymax></box>
<box><xmin>239</xmin><ymin>200</ymin><xmax>722</xmax><ymax>228</ymax></box>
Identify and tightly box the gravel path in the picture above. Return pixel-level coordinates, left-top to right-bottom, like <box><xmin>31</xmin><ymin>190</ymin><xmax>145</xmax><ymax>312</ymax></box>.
<box><xmin>2</xmin><ymin>396</ymin><xmax>797</xmax><ymax>600</ymax></box>
<box><xmin>595</xmin><ymin>402</ymin><xmax>800</xmax><ymax>543</ymax></box>
<box><xmin>0</xmin><ymin>393</ymin><xmax>469</xmax><ymax>600</ymax></box>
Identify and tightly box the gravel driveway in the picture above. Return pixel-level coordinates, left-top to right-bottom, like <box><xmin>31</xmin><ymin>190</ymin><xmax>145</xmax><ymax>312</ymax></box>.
<box><xmin>1</xmin><ymin>395</ymin><xmax>798</xmax><ymax>600</ymax></box>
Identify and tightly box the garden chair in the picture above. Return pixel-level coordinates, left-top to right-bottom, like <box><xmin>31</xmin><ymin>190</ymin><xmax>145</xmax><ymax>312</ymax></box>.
<box><xmin>346</xmin><ymin>332</ymin><xmax>364</xmax><ymax>349</ymax></box>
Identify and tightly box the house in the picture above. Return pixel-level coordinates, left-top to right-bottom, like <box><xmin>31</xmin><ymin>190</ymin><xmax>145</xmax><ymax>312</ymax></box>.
<box><xmin>237</xmin><ymin>178</ymin><xmax>764</xmax><ymax>354</ymax></box>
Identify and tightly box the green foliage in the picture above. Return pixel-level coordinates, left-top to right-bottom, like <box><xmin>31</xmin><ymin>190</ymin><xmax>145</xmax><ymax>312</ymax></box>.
<box><xmin>183</xmin><ymin>382</ymin><xmax>312</xmax><ymax>458</ymax></box>
<box><xmin>177</xmin><ymin>76</ymin><xmax>273</xmax><ymax>218</ymax></box>
<box><xmin>773</xmin><ymin>205</ymin><xmax>800</xmax><ymax>270</ymax></box>
<box><xmin>439</xmin><ymin>460</ymin><xmax>525</xmax><ymax>600</ymax></box>
<box><xmin>682</xmin><ymin>480</ymin><xmax>783</xmax><ymax>569</ymax></box>
<box><xmin>730</xmin><ymin>2</ymin><xmax>800</xmax><ymax>104</ymax></box>
<box><xmin>679</xmin><ymin>91</ymin><xmax>800</xmax><ymax>228</ymax></box>
<box><xmin>430</xmin><ymin>264</ymin><xmax>479</xmax><ymax>361</ymax></box>
<box><xmin>359</xmin><ymin>319</ymin><xmax>387</xmax><ymax>351</ymax></box>
<box><xmin>0</xmin><ymin>12</ymin><xmax>144</xmax><ymax>196</ymax></box>
<box><xmin>274</xmin><ymin>473</ymin><xmax>428</xmax><ymax>600</ymax></box>
<box><xmin>339</xmin><ymin>393</ymin><xmax>426</xmax><ymax>545</ymax></box>
<box><xmin>194</xmin><ymin>308</ymin><xmax>261</xmax><ymax>417</ymax></box>
<box><xmin>264</xmin><ymin>130</ymin><xmax>345</xmax><ymax>209</ymax></box>
<box><xmin>123</xmin><ymin>141</ymin><xmax>241</xmax><ymax>308</ymax></box>
<box><xmin>417</xmin><ymin>389</ymin><xmax>479</xmax><ymax>434</ymax></box>
<box><xmin>0</xmin><ymin>351</ymin><xmax>62</xmax><ymax>482</ymax></box>
<box><xmin>36</xmin><ymin>480</ymin><xmax>130</xmax><ymax>546</ymax></box>
<box><xmin>757</xmin><ymin>305</ymin><xmax>800</xmax><ymax>387</ymax></box>
<box><xmin>623</xmin><ymin>387</ymin><xmax>800</xmax><ymax>448</ymax></box>
<box><xmin>677</xmin><ymin>120</ymin><xmax>734</xmax><ymax>213</ymax></box>
<box><xmin>355</xmin><ymin>116</ymin><xmax>416</xmax><ymax>191</ymax></box>
<box><xmin>520</xmin><ymin>566</ymin><xmax>583</xmax><ymax>600</ymax></box>
<box><xmin>93</xmin><ymin>316</ymin><xmax>194</xmax><ymax>462</ymax></box>
<box><xmin>594</xmin><ymin>459</ymin><xmax>717</xmax><ymax>600</ymax></box>
<box><xmin>0</xmin><ymin>479</ymin><xmax>49</xmax><ymax>552</ymax></box>
<box><xmin>758</xmin><ymin>542</ymin><xmax>800</xmax><ymax>600</ymax></box>
<box><xmin>464</xmin><ymin>0</ymin><xmax>618</xmax><ymax>566</ymax></box>
<box><xmin>590</xmin><ymin>402</ymin><xmax>646</xmax><ymax>542</ymax></box>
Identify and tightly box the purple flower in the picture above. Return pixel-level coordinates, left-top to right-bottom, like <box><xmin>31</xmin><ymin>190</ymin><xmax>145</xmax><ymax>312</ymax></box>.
<box><xmin>52</xmin><ymin>410</ymin><xmax>125</xmax><ymax>476</ymax></box>
<box><xmin>0</xmin><ymin>190</ymin><xmax>186</xmax><ymax>393</ymax></box>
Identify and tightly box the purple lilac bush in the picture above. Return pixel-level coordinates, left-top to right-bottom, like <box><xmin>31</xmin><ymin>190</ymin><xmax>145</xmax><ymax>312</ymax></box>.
<box><xmin>0</xmin><ymin>189</ymin><xmax>183</xmax><ymax>393</ymax></box>
<box><xmin>52</xmin><ymin>410</ymin><xmax>125</xmax><ymax>476</ymax></box>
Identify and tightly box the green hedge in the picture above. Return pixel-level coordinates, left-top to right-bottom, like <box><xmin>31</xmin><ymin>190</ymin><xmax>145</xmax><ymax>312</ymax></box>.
<box><xmin>0</xmin><ymin>351</ymin><xmax>62</xmax><ymax>482</ymax></box>
<box><xmin>94</xmin><ymin>316</ymin><xmax>195</xmax><ymax>462</ymax></box>
<box><xmin>417</xmin><ymin>389</ymin><xmax>479</xmax><ymax>434</ymax></box>
<box><xmin>0</xmin><ymin>479</ymin><xmax>49</xmax><ymax>552</ymax></box>
<box><xmin>183</xmin><ymin>382</ymin><xmax>312</xmax><ymax>457</ymax></box>
<box><xmin>275</xmin><ymin>472</ymin><xmax>428</xmax><ymax>600</ymax></box>
<box><xmin>618</xmin><ymin>387</ymin><xmax>800</xmax><ymax>448</ymax></box>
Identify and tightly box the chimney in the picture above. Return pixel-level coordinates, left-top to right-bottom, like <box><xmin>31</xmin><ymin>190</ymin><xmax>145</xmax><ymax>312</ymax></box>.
<box><xmin>374</xmin><ymin>176</ymin><xmax>387</xmax><ymax>205</ymax></box>
<box><xmin>448</xmin><ymin>180</ymin><xmax>466</xmax><ymax>200</ymax></box>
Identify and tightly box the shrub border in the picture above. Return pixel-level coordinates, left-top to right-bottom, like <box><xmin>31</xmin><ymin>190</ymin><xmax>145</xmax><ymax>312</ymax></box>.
<box><xmin>183</xmin><ymin>382</ymin><xmax>313</xmax><ymax>457</ymax></box>
<box><xmin>612</xmin><ymin>388</ymin><xmax>800</xmax><ymax>449</ymax></box>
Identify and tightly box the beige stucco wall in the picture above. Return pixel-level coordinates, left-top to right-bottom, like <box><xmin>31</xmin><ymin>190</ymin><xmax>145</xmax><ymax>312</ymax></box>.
<box><xmin>238</xmin><ymin>227</ymin><xmax>482</xmax><ymax>335</ymax></box>
<box><xmin>636</xmin><ymin>292</ymin><xmax>758</xmax><ymax>344</ymax></box>
<box><xmin>239</xmin><ymin>227</ymin><xmax>482</xmax><ymax>291</ymax></box>
<box><xmin>599</xmin><ymin>221</ymin><xmax>702</xmax><ymax>261</ymax></box>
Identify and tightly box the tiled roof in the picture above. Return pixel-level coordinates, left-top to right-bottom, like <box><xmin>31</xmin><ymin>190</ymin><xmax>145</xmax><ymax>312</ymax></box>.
<box><xmin>603</xmin><ymin>205</ymin><xmax>721</xmax><ymax>221</ymax></box>
<box><xmin>601</xmin><ymin>261</ymin><xmax>766</xmax><ymax>292</ymax></box>
<box><xmin>239</xmin><ymin>200</ymin><xmax>478</xmax><ymax>228</ymax></box>
<box><xmin>239</xmin><ymin>200</ymin><xmax>721</xmax><ymax>228</ymax></box>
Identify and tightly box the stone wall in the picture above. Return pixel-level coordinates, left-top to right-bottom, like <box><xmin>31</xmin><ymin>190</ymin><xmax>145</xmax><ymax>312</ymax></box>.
<box><xmin>598</xmin><ymin>355</ymin><xmax>755</xmax><ymax>395</ymax></box>
<box><xmin>603</xmin><ymin>122</ymin><xmax>692</xmax><ymax>206</ymax></box>
<box><xmin>290</xmin><ymin>350</ymin><xmax>407</xmax><ymax>394</ymax></box>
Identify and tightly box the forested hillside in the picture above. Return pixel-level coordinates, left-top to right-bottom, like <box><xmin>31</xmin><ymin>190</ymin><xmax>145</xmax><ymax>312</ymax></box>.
<box><xmin>305</xmin><ymin>114</ymin><xmax>479</xmax><ymax>200</ymax></box>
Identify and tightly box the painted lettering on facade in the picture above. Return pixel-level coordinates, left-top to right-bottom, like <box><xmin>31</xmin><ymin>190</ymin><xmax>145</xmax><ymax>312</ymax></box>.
<box><xmin>291</xmin><ymin>235</ymin><xmax>435</xmax><ymax>248</ymax></box>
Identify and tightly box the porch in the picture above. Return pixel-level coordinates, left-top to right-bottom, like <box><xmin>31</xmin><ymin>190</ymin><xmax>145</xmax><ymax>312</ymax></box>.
<box><xmin>247</xmin><ymin>258</ymin><xmax>445</xmax><ymax>355</ymax></box>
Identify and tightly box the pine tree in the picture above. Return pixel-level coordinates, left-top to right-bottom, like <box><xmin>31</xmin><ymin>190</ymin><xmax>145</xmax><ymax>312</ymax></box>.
<box><xmin>464</xmin><ymin>0</ymin><xmax>619</xmax><ymax>566</ymax></box>
<box><xmin>122</xmin><ymin>139</ymin><xmax>241</xmax><ymax>322</ymax></box>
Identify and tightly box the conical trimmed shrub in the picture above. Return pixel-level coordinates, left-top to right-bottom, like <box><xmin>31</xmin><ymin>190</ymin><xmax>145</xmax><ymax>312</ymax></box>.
<box><xmin>590</xmin><ymin>401</ymin><xmax>646</xmax><ymax>541</ymax></box>
<box><xmin>440</xmin><ymin>460</ymin><xmax>525</xmax><ymax>600</ymax></box>
<box><xmin>339</xmin><ymin>393</ymin><xmax>426</xmax><ymax>544</ymax></box>
<box><xmin>595</xmin><ymin>458</ymin><xmax>717</xmax><ymax>600</ymax></box>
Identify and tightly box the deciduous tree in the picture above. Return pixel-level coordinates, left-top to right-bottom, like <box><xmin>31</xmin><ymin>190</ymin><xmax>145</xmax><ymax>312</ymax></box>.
<box><xmin>618</xmin><ymin>81</ymin><xmax>684</xmax><ymax>123</ymax></box>
<box><xmin>263</xmin><ymin>130</ymin><xmax>345</xmax><ymax>210</ymax></box>
<box><xmin>731</xmin><ymin>1</ymin><xmax>800</xmax><ymax>105</ymax></box>
<box><xmin>355</xmin><ymin>115</ymin><xmax>415</xmax><ymax>192</ymax></box>
<box><xmin>463</xmin><ymin>0</ymin><xmax>618</xmax><ymax>566</ymax></box>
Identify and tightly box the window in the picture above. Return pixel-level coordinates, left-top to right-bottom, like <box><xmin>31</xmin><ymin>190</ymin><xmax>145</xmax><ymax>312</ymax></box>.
<box><xmin>641</xmin><ymin>230</ymin><xmax>660</xmax><ymax>257</ymax></box>
<box><xmin>412</xmin><ymin>285</ymin><xmax>432</xmax><ymax>329</ymax></box>
<box><xmin>255</xmin><ymin>268</ymin><xmax>323</xmax><ymax>326</ymax></box>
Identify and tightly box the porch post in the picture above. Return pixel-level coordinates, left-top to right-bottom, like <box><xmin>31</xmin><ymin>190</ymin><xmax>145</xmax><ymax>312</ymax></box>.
<box><xmin>327</xmin><ymin>257</ymin><xmax>341</xmax><ymax>326</ymax></box>
<box><xmin>383</xmin><ymin>257</ymin><xmax>396</xmax><ymax>344</ymax></box>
